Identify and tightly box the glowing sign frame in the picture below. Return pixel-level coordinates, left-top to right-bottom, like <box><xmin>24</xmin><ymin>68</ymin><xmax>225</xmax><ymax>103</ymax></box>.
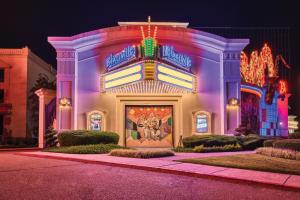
<box><xmin>103</xmin><ymin>64</ymin><xmax>143</xmax><ymax>90</ymax></box>
<box><xmin>157</xmin><ymin>64</ymin><xmax>194</xmax><ymax>91</ymax></box>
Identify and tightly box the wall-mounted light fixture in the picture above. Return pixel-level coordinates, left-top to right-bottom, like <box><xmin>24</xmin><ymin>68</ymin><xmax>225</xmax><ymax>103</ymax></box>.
<box><xmin>228</xmin><ymin>98</ymin><xmax>239</xmax><ymax>106</ymax></box>
<box><xmin>227</xmin><ymin>98</ymin><xmax>239</xmax><ymax>110</ymax></box>
<box><xmin>59</xmin><ymin>97</ymin><xmax>71</xmax><ymax>108</ymax></box>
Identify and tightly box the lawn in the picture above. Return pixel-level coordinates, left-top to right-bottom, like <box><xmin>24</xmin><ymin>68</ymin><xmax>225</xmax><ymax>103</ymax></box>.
<box><xmin>179</xmin><ymin>154</ymin><xmax>300</xmax><ymax>175</ymax></box>
<box><xmin>44</xmin><ymin>144</ymin><xmax>126</xmax><ymax>154</ymax></box>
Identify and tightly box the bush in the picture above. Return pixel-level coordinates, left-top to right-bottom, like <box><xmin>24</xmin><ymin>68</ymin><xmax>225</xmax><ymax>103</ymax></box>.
<box><xmin>263</xmin><ymin>139</ymin><xmax>278</xmax><ymax>147</ymax></box>
<box><xmin>193</xmin><ymin>144</ymin><xmax>242</xmax><ymax>153</ymax></box>
<box><xmin>182</xmin><ymin>135</ymin><xmax>238</xmax><ymax>148</ymax></box>
<box><xmin>44</xmin><ymin>144</ymin><xmax>124</xmax><ymax>154</ymax></box>
<box><xmin>256</xmin><ymin>147</ymin><xmax>298</xmax><ymax>160</ymax></box>
<box><xmin>110</xmin><ymin>149</ymin><xmax>175</xmax><ymax>158</ymax></box>
<box><xmin>236</xmin><ymin>135</ymin><xmax>266</xmax><ymax>150</ymax></box>
<box><xmin>58</xmin><ymin>130</ymin><xmax>119</xmax><ymax>146</ymax></box>
<box><xmin>288</xmin><ymin>133</ymin><xmax>300</xmax><ymax>139</ymax></box>
<box><xmin>172</xmin><ymin>147</ymin><xmax>194</xmax><ymax>153</ymax></box>
<box><xmin>273</xmin><ymin>139</ymin><xmax>300</xmax><ymax>151</ymax></box>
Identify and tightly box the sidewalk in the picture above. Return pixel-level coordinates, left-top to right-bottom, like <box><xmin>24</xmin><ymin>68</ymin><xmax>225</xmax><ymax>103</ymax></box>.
<box><xmin>16</xmin><ymin>151</ymin><xmax>300</xmax><ymax>190</ymax></box>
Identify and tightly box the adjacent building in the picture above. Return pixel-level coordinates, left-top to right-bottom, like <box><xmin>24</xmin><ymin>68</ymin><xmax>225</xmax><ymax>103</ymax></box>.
<box><xmin>0</xmin><ymin>47</ymin><xmax>56</xmax><ymax>143</ymax></box>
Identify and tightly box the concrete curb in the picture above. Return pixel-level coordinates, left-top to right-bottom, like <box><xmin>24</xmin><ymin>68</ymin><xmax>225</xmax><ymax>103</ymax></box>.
<box><xmin>0</xmin><ymin>147</ymin><xmax>41</xmax><ymax>152</ymax></box>
<box><xmin>16</xmin><ymin>152</ymin><xmax>300</xmax><ymax>192</ymax></box>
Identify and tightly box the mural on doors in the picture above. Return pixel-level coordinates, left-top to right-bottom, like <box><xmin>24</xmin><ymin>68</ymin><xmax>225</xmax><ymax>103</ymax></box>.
<box><xmin>125</xmin><ymin>105</ymin><xmax>173</xmax><ymax>147</ymax></box>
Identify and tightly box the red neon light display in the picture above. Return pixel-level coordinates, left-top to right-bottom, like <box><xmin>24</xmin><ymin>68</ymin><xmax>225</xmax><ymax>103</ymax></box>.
<box><xmin>240</xmin><ymin>43</ymin><xmax>278</xmax><ymax>87</ymax></box>
<box><xmin>278</xmin><ymin>80</ymin><xmax>287</xmax><ymax>95</ymax></box>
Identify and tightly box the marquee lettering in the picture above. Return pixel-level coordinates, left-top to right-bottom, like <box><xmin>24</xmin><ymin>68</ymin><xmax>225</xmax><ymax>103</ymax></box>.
<box><xmin>105</xmin><ymin>46</ymin><xmax>136</xmax><ymax>69</ymax></box>
<box><xmin>161</xmin><ymin>45</ymin><xmax>192</xmax><ymax>69</ymax></box>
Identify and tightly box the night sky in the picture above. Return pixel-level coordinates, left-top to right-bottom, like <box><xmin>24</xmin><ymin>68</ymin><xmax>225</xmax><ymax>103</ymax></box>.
<box><xmin>1</xmin><ymin>0</ymin><xmax>300</xmax><ymax>115</ymax></box>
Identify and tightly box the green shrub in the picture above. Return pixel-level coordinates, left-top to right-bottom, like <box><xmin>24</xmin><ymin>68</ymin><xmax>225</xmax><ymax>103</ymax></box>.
<box><xmin>241</xmin><ymin>138</ymin><xmax>265</xmax><ymax>150</ymax></box>
<box><xmin>193</xmin><ymin>144</ymin><xmax>242</xmax><ymax>153</ymax></box>
<box><xmin>236</xmin><ymin>135</ymin><xmax>266</xmax><ymax>150</ymax></box>
<box><xmin>110</xmin><ymin>149</ymin><xmax>174</xmax><ymax>158</ymax></box>
<box><xmin>172</xmin><ymin>147</ymin><xmax>194</xmax><ymax>153</ymax></box>
<box><xmin>182</xmin><ymin>135</ymin><xmax>238</xmax><ymax>148</ymax></box>
<box><xmin>256</xmin><ymin>147</ymin><xmax>298</xmax><ymax>160</ymax></box>
<box><xmin>44</xmin><ymin>144</ymin><xmax>124</xmax><ymax>154</ymax></box>
<box><xmin>45</xmin><ymin>126</ymin><xmax>58</xmax><ymax>147</ymax></box>
<box><xmin>273</xmin><ymin>139</ymin><xmax>300</xmax><ymax>151</ymax></box>
<box><xmin>263</xmin><ymin>139</ymin><xmax>277</xmax><ymax>147</ymax></box>
<box><xmin>288</xmin><ymin>133</ymin><xmax>300</xmax><ymax>139</ymax></box>
<box><xmin>58</xmin><ymin>130</ymin><xmax>119</xmax><ymax>146</ymax></box>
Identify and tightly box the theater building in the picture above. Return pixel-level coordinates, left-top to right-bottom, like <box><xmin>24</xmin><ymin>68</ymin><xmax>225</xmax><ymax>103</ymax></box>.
<box><xmin>45</xmin><ymin>18</ymin><xmax>249</xmax><ymax>148</ymax></box>
<box><xmin>44</xmin><ymin>18</ymin><xmax>289</xmax><ymax>148</ymax></box>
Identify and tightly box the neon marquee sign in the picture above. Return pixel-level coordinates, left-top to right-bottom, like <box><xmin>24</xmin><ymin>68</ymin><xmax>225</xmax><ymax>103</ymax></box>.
<box><xmin>105</xmin><ymin>46</ymin><xmax>136</xmax><ymax>70</ymax></box>
<box><xmin>161</xmin><ymin>45</ymin><xmax>192</xmax><ymax>69</ymax></box>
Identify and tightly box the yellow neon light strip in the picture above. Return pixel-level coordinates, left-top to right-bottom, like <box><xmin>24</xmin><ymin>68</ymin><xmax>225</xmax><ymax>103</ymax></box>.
<box><xmin>105</xmin><ymin>65</ymin><xmax>142</xmax><ymax>81</ymax></box>
<box><xmin>158</xmin><ymin>65</ymin><xmax>193</xmax><ymax>82</ymax></box>
<box><xmin>105</xmin><ymin>74</ymin><xmax>142</xmax><ymax>89</ymax></box>
<box><xmin>157</xmin><ymin>74</ymin><xmax>193</xmax><ymax>89</ymax></box>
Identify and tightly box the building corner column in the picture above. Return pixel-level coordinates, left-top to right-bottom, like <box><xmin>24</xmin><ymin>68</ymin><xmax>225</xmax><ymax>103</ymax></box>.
<box><xmin>56</xmin><ymin>50</ymin><xmax>78</xmax><ymax>131</ymax></box>
<box><xmin>222</xmin><ymin>51</ymin><xmax>242</xmax><ymax>135</ymax></box>
<box><xmin>35</xmin><ymin>88</ymin><xmax>56</xmax><ymax>148</ymax></box>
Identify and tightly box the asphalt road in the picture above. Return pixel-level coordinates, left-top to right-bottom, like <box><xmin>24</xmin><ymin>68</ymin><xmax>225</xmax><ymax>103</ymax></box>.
<box><xmin>1</xmin><ymin>152</ymin><xmax>300</xmax><ymax>200</ymax></box>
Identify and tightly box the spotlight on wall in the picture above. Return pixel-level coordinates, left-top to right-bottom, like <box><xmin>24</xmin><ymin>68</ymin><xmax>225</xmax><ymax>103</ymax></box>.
<box><xmin>59</xmin><ymin>97</ymin><xmax>71</xmax><ymax>108</ymax></box>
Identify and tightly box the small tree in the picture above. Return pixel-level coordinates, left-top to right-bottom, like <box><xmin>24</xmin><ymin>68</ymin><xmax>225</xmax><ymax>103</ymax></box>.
<box><xmin>28</xmin><ymin>73</ymin><xmax>56</xmax><ymax>138</ymax></box>
<box><xmin>44</xmin><ymin>126</ymin><xmax>58</xmax><ymax>147</ymax></box>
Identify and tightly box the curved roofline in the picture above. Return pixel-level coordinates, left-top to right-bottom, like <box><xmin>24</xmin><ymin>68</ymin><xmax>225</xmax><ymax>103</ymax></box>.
<box><xmin>48</xmin><ymin>25</ymin><xmax>249</xmax><ymax>52</ymax></box>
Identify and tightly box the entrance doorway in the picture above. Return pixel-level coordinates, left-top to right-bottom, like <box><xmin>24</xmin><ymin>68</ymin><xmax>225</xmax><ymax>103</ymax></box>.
<box><xmin>125</xmin><ymin>105</ymin><xmax>173</xmax><ymax>148</ymax></box>
<box><xmin>241</xmin><ymin>92</ymin><xmax>260</xmax><ymax>133</ymax></box>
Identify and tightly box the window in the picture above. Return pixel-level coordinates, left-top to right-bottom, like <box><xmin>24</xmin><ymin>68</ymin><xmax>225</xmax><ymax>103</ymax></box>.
<box><xmin>86</xmin><ymin>110</ymin><xmax>105</xmax><ymax>131</ymax></box>
<box><xmin>192</xmin><ymin>111</ymin><xmax>212</xmax><ymax>134</ymax></box>
<box><xmin>0</xmin><ymin>90</ymin><xmax>4</xmax><ymax>103</ymax></box>
<box><xmin>0</xmin><ymin>69</ymin><xmax>4</xmax><ymax>82</ymax></box>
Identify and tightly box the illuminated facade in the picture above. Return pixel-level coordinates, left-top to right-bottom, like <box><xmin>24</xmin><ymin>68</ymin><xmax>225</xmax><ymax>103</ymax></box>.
<box><xmin>240</xmin><ymin>44</ymin><xmax>290</xmax><ymax>137</ymax></box>
<box><xmin>47</xmin><ymin>18</ymin><xmax>250</xmax><ymax>147</ymax></box>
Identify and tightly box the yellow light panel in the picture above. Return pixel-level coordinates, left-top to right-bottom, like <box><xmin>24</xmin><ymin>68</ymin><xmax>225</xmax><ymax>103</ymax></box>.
<box><xmin>105</xmin><ymin>65</ymin><xmax>142</xmax><ymax>82</ymax></box>
<box><xmin>158</xmin><ymin>65</ymin><xmax>193</xmax><ymax>82</ymax></box>
<box><xmin>157</xmin><ymin>74</ymin><xmax>193</xmax><ymax>90</ymax></box>
<box><xmin>105</xmin><ymin>74</ymin><xmax>142</xmax><ymax>89</ymax></box>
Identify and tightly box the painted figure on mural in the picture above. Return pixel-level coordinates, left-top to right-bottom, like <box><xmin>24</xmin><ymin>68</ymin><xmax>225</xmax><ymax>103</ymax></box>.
<box><xmin>126</xmin><ymin>106</ymin><xmax>173</xmax><ymax>147</ymax></box>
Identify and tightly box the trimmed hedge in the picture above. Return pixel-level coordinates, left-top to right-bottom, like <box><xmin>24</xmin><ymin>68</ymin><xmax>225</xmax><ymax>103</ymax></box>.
<box><xmin>110</xmin><ymin>149</ymin><xmax>174</xmax><ymax>158</ymax></box>
<box><xmin>58</xmin><ymin>130</ymin><xmax>119</xmax><ymax>146</ymax></box>
<box><xmin>288</xmin><ymin>133</ymin><xmax>300</xmax><ymax>139</ymax></box>
<box><xmin>193</xmin><ymin>144</ymin><xmax>242</xmax><ymax>153</ymax></box>
<box><xmin>236</xmin><ymin>135</ymin><xmax>266</xmax><ymax>150</ymax></box>
<box><xmin>256</xmin><ymin>147</ymin><xmax>298</xmax><ymax>160</ymax></box>
<box><xmin>182</xmin><ymin>135</ymin><xmax>238</xmax><ymax>148</ymax></box>
<box><xmin>273</xmin><ymin>139</ymin><xmax>300</xmax><ymax>151</ymax></box>
<box><xmin>263</xmin><ymin>139</ymin><xmax>282</xmax><ymax>147</ymax></box>
<box><xmin>172</xmin><ymin>147</ymin><xmax>194</xmax><ymax>153</ymax></box>
<box><xmin>182</xmin><ymin>135</ymin><xmax>265</xmax><ymax>150</ymax></box>
<box><xmin>44</xmin><ymin>144</ymin><xmax>124</xmax><ymax>154</ymax></box>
